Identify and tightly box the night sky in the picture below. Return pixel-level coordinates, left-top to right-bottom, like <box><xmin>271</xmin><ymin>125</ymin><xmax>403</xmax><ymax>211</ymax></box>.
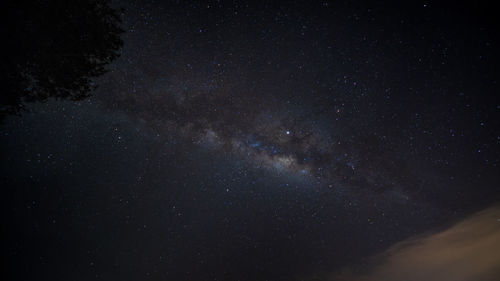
<box><xmin>3</xmin><ymin>1</ymin><xmax>500</xmax><ymax>281</ymax></box>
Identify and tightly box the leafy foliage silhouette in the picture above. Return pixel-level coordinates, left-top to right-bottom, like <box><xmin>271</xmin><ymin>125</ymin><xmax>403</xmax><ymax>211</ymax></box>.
<box><xmin>2</xmin><ymin>0</ymin><xmax>124</xmax><ymax>117</ymax></box>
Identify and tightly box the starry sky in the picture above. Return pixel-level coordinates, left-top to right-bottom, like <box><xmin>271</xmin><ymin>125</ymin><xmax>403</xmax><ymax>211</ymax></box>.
<box><xmin>2</xmin><ymin>1</ymin><xmax>500</xmax><ymax>280</ymax></box>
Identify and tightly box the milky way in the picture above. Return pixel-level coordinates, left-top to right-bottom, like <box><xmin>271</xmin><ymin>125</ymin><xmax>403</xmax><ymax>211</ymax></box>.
<box><xmin>99</xmin><ymin>60</ymin><xmax>413</xmax><ymax>203</ymax></box>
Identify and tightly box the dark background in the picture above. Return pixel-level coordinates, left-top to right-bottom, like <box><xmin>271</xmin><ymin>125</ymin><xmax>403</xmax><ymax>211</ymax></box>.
<box><xmin>2</xmin><ymin>1</ymin><xmax>500</xmax><ymax>280</ymax></box>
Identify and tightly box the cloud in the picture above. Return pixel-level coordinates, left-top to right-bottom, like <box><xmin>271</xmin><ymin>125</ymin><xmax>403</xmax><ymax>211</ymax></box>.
<box><xmin>330</xmin><ymin>205</ymin><xmax>500</xmax><ymax>281</ymax></box>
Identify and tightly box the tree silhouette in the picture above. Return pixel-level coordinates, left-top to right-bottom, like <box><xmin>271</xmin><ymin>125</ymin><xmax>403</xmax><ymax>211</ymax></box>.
<box><xmin>2</xmin><ymin>0</ymin><xmax>124</xmax><ymax>117</ymax></box>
